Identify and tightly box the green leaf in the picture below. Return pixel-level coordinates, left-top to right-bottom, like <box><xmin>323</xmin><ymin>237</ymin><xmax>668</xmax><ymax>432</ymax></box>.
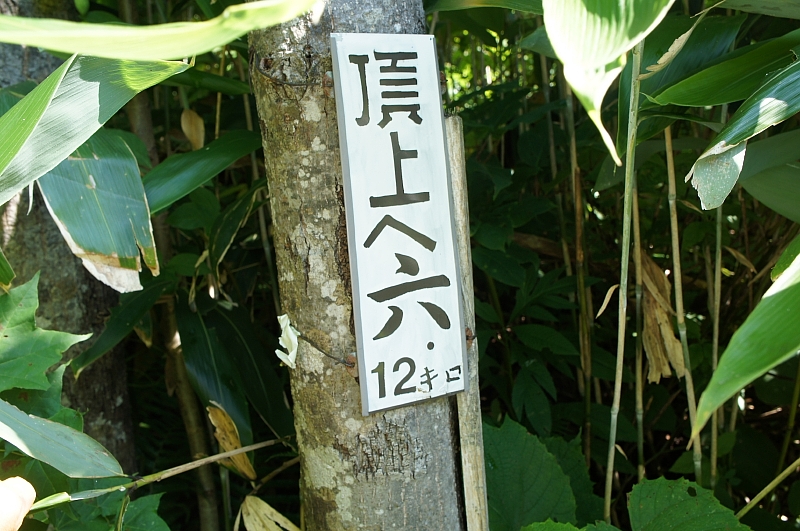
<box><xmin>0</xmin><ymin>274</ymin><xmax>88</xmax><ymax>393</ymax></box>
<box><xmin>542</xmin><ymin>436</ymin><xmax>604</xmax><ymax>527</ymax></box>
<box><xmin>484</xmin><ymin>419</ymin><xmax>576</xmax><ymax>531</ymax></box>
<box><xmin>175</xmin><ymin>292</ymin><xmax>252</xmax><ymax>446</ymax></box>
<box><xmin>652</xmin><ymin>29</ymin><xmax>800</xmax><ymax>107</ymax></box>
<box><xmin>513</xmin><ymin>370</ymin><xmax>551</xmax><ymax>436</ymax></box>
<box><xmin>122</xmin><ymin>494</ymin><xmax>170</xmax><ymax>531</ymax></box>
<box><xmin>740</xmin><ymin>129</ymin><xmax>800</xmax><ymax>182</ymax></box>
<box><xmin>1</xmin><ymin>365</ymin><xmax>66</xmax><ymax>418</ymax></box>
<box><xmin>741</xmin><ymin>163</ymin><xmax>800</xmax><ymax>224</ymax></box>
<box><xmin>714</xmin><ymin>0</ymin><xmax>800</xmax><ymax>19</ymax></box>
<box><xmin>515</xmin><ymin>324</ymin><xmax>578</xmax><ymax>356</ymax></box>
<box><xmin>71</xmin><ymin>278</ymin><xmax>175</xmax><ymax>376</ymax></box>
<box><xmin>0</xmin><ymin>0</ymin><xmax>317</xmax><ymax>60</ymax></box>
<box><xmin>520</xmin><ymin>26</ymin><xmax>555</xmax><ymax>58</ymax></box>
<box><xmin>209</xmin><ymin>182</ymin><xmax>264</xmax><ymax>279</ymax></box>
<box><xmin>163</xmin><ymin>67</ymin><xmax>250</xmax><ymax>95</ymax></box>
<box><xmin>0</xmin><ymin>55</ymin><xmax>187</xmax><ymax>207</ymax></box>
<box><xmin>144</xmin><ymin>130</ymin><xmax>261</xmax><ymax>214</ymax></box>
<box><xmin>542</xmin><ymin>0</ymin><xmax>675</xmax><ymax>164</ymax></box>
<box><xmin>0</xmin><ymin>246</ymin><xmax>14</xmax><ymax>291</ymax></box>
<box><xmin>521</xmin><ymin>523</ymin><xmax>580</xmax><ymax>531</ymax></box>
<box><xmin>425</xmin><ymin>0</ymin><xmax>542</xmax><ymax>14</ymax></box>
<box><xmin>0</xmin><ymin>398</ymin><xmax>122</xmax><ymax>478</ymax></box>
<box><xmin>204</xmin><ymin>304</ymin><xmax>294</xmax><ymax>438</ymax></box>
<box><xmin>472</xmin><ymin>247</ymin><xmax>525</xmax><ymax>287</ymax></box>
<box><xmin>694</xmin><ymin>253</ymin><xmax>800</xmax><ymax>438</ymax></box>
<box><xmin>38</xmin><ymin>129</ymin><xmax>158</xmax><ymax>293</ymax></box>
<box><xmin>687</xmin><ymin>141</ymin><xmax>747</xmax><ymax>211</ymax></box>
<box><xmin>628</xmin><ymin>477</ymin><xmax>749</xmax><ymax>531</ymax></box>
<box><xmin>774</xmin><ymin>235</ymin><xmax>800</xmax><ymax>281</ymax></box>
<box><xmin>104</xmin><ymin>128</ymin><xmax>153</xmax><ymax>171</ymax></box>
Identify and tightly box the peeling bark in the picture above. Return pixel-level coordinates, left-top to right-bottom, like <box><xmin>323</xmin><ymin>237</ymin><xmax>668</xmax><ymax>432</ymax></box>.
<box><xmin>249</xmin><ymin>2</ymin><xmax>464</xmax><ymax>529</ymax></box>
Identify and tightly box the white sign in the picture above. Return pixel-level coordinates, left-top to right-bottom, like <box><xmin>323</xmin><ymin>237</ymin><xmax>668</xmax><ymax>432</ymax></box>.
<box><xmin>331</xmin><ymin>33</ymin><xmax>467</xmax><ymax>415</ymax></box>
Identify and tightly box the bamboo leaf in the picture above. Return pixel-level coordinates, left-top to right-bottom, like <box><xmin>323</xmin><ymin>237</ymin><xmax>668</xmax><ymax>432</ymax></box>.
<box><xmin>543</xmin><ymin>0</ymin><xmax>675</xmax><ymax>164</ymax></box>
<box><xmin>209</xmin><ymin>181</ymin><xmax>264</xmax><ymax>279</ymax></box>
<box><xmin>175</xmin><ymin>292</ymin><xmax>252</xmax><ymax>447</ymax></box>
<box><xmin>0</xmin><ymin>55</ymin><xmax>187</xmax><ymax>207</ymax></box>
<box><xmin>0</xmin><ymin>0</ymin><xmax>317</xmax><ymax>61</ymax></box>
<box><xmin>717</xmin><ymin>0</ymin><xmax>800</xmax><ymax>19</ymax></box>
<box><xmin>0</xmin><ymin>246</ymin><xmax>14</xmax><ymax>291</ymax></box>
<box><xmin>71</xmin><ymin>277</ymin><xmax>176</xmax><ymax>377</ymax></box>
<box><xmin>38</xmin><ymin>129</ymin><xmax>158</xmax><ymax>293</ymax></box>
<box><xmin>688</xmin><ymin>49</ymin><xmax>800</xmax><ymax>209</ymax></box>
<box><xmin>694</xmin><ymin>253</ymin><xmax>800</xmax><ymax>438</ymax></box>
<box><xmin>425</xmin><ymin>0</ymin><xmax>542</xmax><ymax>14</ymax></box>
<box><xmin>774</xmin><ymin>235</ymin><xmax>800</xmax><ymax>281</ymax></box>
<box><xmin>737</xmin><ymin>131</ymin><xmax>800</xmax><ymax>224</ymax></box>
<box><xmin>164</xmin><ymin>67</ymin><xmax>250</xmax><ymax>96</ymax></box>
<box><xmin>652</xmin><ymin>28</ymin><xmax>800</xmax><ymax>107</ymax></box>
<box><xmin>143</xmin><ymin>130</ymin><xmax>261</xmax><ymax>214</ymax></box>
<box><xmin>0</xmin><ymin>398</ymin><xmax>122</xmax><ymax>478</ymax></box>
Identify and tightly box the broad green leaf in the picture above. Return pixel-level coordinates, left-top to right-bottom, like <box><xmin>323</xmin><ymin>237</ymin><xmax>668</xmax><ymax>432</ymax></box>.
<box><xmin>520</xmin><ymin>26</ymin><xmax>555</xmax><ymax>58</ymax></box>
<box><xmin>694</xmin><ymin>253</ymin><xmax>800</xmax><ymax>437</ymax></box>
<box><xmin>688</xmin><ymin>50</ymin><xmax>800</xmax><ymax>209</ymax></box>
<box><xmin>628</xmin><ymin>477</ymin><xmax>749</xmax><ymax>530</ymax></box>
<box><xmin>542</xmin><ymin>436</ymin><xmax>603</xmax><ymax>527</ymax></box>
<box><xmin>717</xmin><ymin>0</ymin><xmax>800</xmax><ymax>19</ymax></box>
<box><xmin>204</xmin><ymin>304</ymin><xmax>294</xmax><ymax>437</ymax></box>
<box><xmin>652</xmin><ymin>29</ymin><xmax>800</xmax><ymax>107</ymax></box>
<box><xmin>0</xmin><ymin>274</ymin><xmax>88</xmax><ymax>393</ymax></box>
<box><xmin>472</xmin><ymin>247</ymin><xmax>525</xmax><ymax>287</ymax></box>
<box><xmin>515</xmin><ymin>324</ymin><xmax>578</xmax><ymax>356</ymax></box>
<box><xmin>122</xmin><ymin>494</ymin><xmax>170</xmax><ymax>531</ymax></box>
<box><xmin>617</xmin><ymin>14</ymin><xmax>744</xmax><ymax>151</ymax></box>
<box><xmin>208</xmin><ymin>181</ymin><xmax>264</xmax><ymax>279</ymax></box>
<box><xmin>0</xmin><ymin>456</ymin><xmax>69</xmax><ymax>501</ymax></box>
<box><xmin>774</xmin><ymin>235</ymin><xmax>800</xmax><ymax>281</ymax></box>
<box><xmin>0</xmin><ymin>81</ymin><xmax>36</xmax><ymax>113</ymax></box>
<box><xmin>0</xmin><ymin>55</ymin><xmax>187</xmax><ymax>206</ymax></box>
<box><xmin>0</xmin><ymin>398</ymin><xmax>122</xmax><ymax>478</ymax></box>
<box><xmin>175</xmin><ymin>292</ymin><xmax>252</xmax><ymax>446</ymax></box>
<box><xmin>105</xmin><ymin>128</ymin><xmax>152</xmax><ymax>171</ymax></box>
<box><xmin>484</xmin><ymin>419</ymin><xmax>576</xmax><ymax>531</ymax></box>
<box><xmin>513</xmin><ymin>370</ymin><xmax>551</xmax><ymax>436</ymax></box>
<box><xmin>741</xmin><ymin>164</ymin><xmax>800</xmax><ymax>224</ymax></box>
<box><xmin>0</xmin><ymin>246</ymin><xmax>13</xmax><ymax>291</ymax></box>
<box><xmin>426</xmin><ymin>0</ymin><xmax>542</xmax><ymax>13</ymax></box>
<box><xmin>143</xmin><ymin>130</ymin><xmax>261</xmax><ymax>214</ymax></box>
<box><xmin>164</xmin><ymin>68</ymin><xmax>250</xmax><ymax>95</ymax></box>
<box><xmin>38</xmin><ymin>129</ymin><xmax>158</xmax><ymax>293</ymax></box>
<box><xmin>542</xmin><ymin>0</ymin><xmax>675</xmax><ymax>164</ymax></box>
<box><xmin>1</xmin><ymin>365</ymin><xmax>66</xmax><ymax>418</ymax></box>
<box><xmin>739</xmin><ymin>129</ymin><xmax>800</xmax><ymax>182</ymax></box>
<box><xmin>0</xmin><ymin>0</ymin><xmax>317</xmax><ymax>60</ymax></box>
<box><xmin>71</xmin><ymin>277</ymin><xmax>175</xmax><ymax>376</ymax></box>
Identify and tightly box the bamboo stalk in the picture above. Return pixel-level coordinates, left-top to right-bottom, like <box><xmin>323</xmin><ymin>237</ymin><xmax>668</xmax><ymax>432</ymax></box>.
<box><xmin>633</xmin><ymin>179</ymin><xmax>645</xmax><ymax>482</ymax></box>
<box><xmin>604</xmin><ymin>39</ymin><xmax>643</xmax><ymax>523</ymax></box>
<box><xmin>564</xmin><ymin>82</ymin><xmax>594</xmax><ymax>470</ymax></box>
<box><xmin>665</xmin><ymin>125</ymin><xmax>703</xmax><ymax>482</ymax></box>
<box><xmin>711</xmin><ymin>205</ymin><xmax>722</xmax><ymax>488</ymax></box>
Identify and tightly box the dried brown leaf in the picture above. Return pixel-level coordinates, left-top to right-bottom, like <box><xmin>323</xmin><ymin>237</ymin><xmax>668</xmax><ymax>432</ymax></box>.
<box><xmin>242</xmin><ymin>496</ymin><xmax>299</xmax><ymax>531</ymax></box>
<box><xmin>207</xmin><ymin>402</ymin><xmax>257</xmax><ymax>480</ymax></box>
<box><xmin>724</xmin><ymin>245</ymin><xmax>757</xmax><ymax>273</ymax></box>
<box><xmin>181</xmin><ymin>108</ymin><xmax>205</xmax><ymax>151</ymax></box>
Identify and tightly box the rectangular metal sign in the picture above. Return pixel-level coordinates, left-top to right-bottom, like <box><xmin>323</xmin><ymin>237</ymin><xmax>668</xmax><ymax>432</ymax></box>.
<box><xmin>331</xmin><ymin>33</ymin><xmax>467</xmax><ymax>414</ymax></box>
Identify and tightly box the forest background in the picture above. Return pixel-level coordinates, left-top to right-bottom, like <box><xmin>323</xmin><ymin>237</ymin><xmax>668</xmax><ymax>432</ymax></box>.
<box><xmin>2</xmin><ymin>0</ymin><xmax>800</xmax><ymax>530</ymax></box>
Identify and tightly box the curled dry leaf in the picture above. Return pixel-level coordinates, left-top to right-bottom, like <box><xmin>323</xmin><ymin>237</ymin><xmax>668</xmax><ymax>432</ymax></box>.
<box><xmin>595</xmin><ymin>284</ymin><xmax>619</xmax><ymax>318</ymax></box>
<box><xmin>181</xmin><ymin>109</ymin><xmax>205</xmax><ymax>151</ymax></box>
<box><xmin>242</xmin><ymin>495</ymin><xmax>300</xmax><ymax>531</ymax></box>
<box><xmin>724</xmin><ymin>245</ymin><xmax>757</xmax><ymax>273</ymax></box>
<box><xmin>641</xmin><ymin>254</ymin><xmax>685</xmax><ymax>383</ymax></box>
<box><xmin>207</xmin><ymin>402</ymin><xmax>257</xmax><ymax>480</ymax></box>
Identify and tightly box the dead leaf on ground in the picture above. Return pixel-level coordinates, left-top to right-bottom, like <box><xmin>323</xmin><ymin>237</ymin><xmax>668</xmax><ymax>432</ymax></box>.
<box><xmin>207</xmin><ymin>402</ymin><xmax>257</xmax><ymax>480</ymax></box>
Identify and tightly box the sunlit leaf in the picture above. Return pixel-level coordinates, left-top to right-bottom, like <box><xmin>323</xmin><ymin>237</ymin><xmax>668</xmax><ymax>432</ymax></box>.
<box><xmin>242</xmin><ymin>495</ymin><xmax>300</xmax><ymax>531</ymax></box>
<box><xmin>38</xmin><ymin>129</ymin><xmax>158</xmax><ymax>293</ymax></box>
<box><xmin>144</xmin><ymin>130</ymin><xmax>261</xmax><ymax>214</ymax></box>
<box><xmin>543</xmin><ymin>0</ymin><xmax>675</xmax><ymax>164</ymax></box>
<box><xmin>652</xmin><ymin>28</ymin><xmax>800</xmax><ymax>107</ymax></box>
<box><xmin>0</xmin><ymin>55</ymin><xmax>187</xmax><ymax>207</ymax></box>
<box><xmin>0</xmin><ymin>398</ymin><xmax>122</xmax><ymax>478</ymax></box>
<box><xmin>0</xmin><ymin>274</ymin><xmax>88</xmax><ymax>393</ymax></box>
<box><xmin>694</xmin><ymin>253</ymin><xmax>800</xmax><ymax>437</ymax></box>
<box><xmin>0</xmin><ymin>0</ymin><xmax>317</xmax><ymax>60</ymax></box>
<box><xmin>774</xmin><ymin>235</ymin><xmax>800</xmax><ymax>281</ymax></box>
<box><xmin>687</xmin><ymin>50</ymin><xmax>800</xmax><ymax>209</ymax></box>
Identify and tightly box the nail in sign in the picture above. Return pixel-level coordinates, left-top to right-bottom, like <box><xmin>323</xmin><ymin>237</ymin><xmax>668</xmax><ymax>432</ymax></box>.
<box><xmin>331</xmin><ymin>33</ymin><xmax>467</xmax><ymax>415</ymax></box>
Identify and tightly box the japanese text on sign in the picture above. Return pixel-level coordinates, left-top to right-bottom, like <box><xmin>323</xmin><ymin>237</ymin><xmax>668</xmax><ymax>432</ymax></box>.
<box><xmin>331</xmin><ymin>33</ymin><xmax>467</xmax><ymax>414</ymax></box>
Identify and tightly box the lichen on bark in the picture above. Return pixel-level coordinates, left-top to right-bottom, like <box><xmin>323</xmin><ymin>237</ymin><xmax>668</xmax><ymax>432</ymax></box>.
<box><xmin>249</xmin><ymin>1</ymin><xmax>464</xmax><ymax>529</ymax></box>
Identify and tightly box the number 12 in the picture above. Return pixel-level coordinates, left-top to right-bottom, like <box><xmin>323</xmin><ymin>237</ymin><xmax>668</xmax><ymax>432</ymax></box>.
<box><xmin>371</xmin><ymin>357</ymin><xmax>416</xmax><ymax>398</ymax></box>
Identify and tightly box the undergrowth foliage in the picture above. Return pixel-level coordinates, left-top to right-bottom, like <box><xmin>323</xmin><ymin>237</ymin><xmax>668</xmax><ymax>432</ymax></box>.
<box><xmin>2</xmin><ymin>1</ymin><xmax>800</xmax><ymax>530</ymax></box>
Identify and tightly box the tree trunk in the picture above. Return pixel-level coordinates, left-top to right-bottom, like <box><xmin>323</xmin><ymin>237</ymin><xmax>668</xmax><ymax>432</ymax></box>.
<box><xmin>0</xmin><ymin>0</ymin><xmax>137</xmax><ymax>473</ymax></box>
<box><xmin>249</xmin><ymin>2</ymin><xmax>465</xmax><ymax>529</ymax></box>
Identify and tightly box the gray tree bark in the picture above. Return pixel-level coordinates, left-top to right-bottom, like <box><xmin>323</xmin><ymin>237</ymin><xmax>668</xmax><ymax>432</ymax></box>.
<box><xmin>249</xmin><ymin>2</ymin><xmax>464</xmax><ymax>529</ymax></box>
<box><xmin>0</xmin><ymin>0</ymin><xmax>137</xmax><ymax>473</ymax></box>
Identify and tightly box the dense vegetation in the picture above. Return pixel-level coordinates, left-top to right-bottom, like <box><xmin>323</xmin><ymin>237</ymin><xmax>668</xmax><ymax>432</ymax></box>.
<box><xmin>1</xmin><ymin>0</ymin><xmax>800</xmax><ymax>530</ymax></box>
